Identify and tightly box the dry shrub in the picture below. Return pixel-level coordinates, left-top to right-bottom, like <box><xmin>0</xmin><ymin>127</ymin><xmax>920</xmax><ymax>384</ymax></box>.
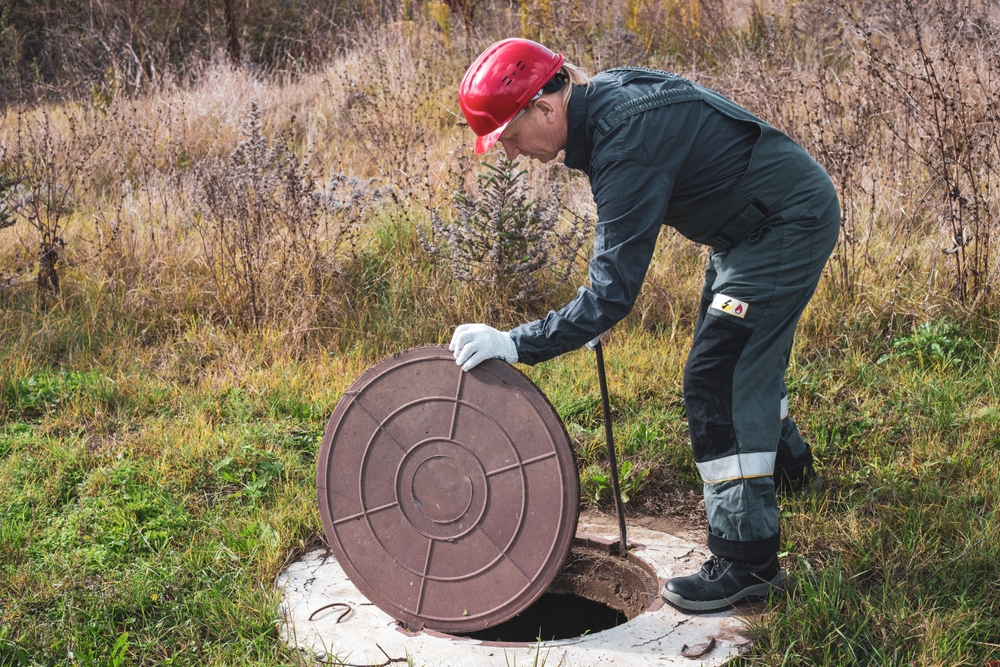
<box><xmin>620</xmin><ymin>0</ymin><xmax>705</xmax><ymax>55</ymax></box>
<box><xmin>841</xmin><ymin>0</ymin><xmax>1000</xmax><ymax>308</ymax></box>
<box><xmin>0</xmin><ymin>171</ymin><xmax>16</xmax><ymax>231</ymax></box>
<box><xmin>0</xmin><ymin>107</ymin><xmax>113</xmax><ymax>297</ymax></box>
<box><xmin>151</xmin><ymin>63</ymin><xmax>296</xmax><ymax>165</ymax></box>
<box><xmin>82</xmin><ymin>101</ymin><xmax>185</xmax><ymax>291</ymax></box>
<box><xmin>191</xmin><ymin>103</ymin><xmax>384</xmax><ymax>331</ymax></box>
<box><xmin>331</xmin><ymin>24</ymin><xmax>462</xmax><ymax>194</ymax></box>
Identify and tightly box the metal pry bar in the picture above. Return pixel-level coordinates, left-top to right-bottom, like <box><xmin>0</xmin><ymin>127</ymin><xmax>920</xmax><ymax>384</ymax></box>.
<box><xmin>594</xmin><ymin>339</ymin><xmax>628</xmax><ymax>557</ymax></box>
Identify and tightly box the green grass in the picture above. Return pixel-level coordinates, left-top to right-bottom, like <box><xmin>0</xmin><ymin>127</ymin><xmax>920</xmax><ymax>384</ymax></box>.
<box><xmin>740</xmin><ymin>324</ymin><xmax>1000</xmax><ymax>666</ymax></box>
<box><xmin>2</xmin><ymin>280</ymin><xmax>999</xmax><ymax>665</ymax></box>
<box><xmin>0</xmin><ymin>365</ymin><xmax>318</xmax><ymax>666</ymax></box>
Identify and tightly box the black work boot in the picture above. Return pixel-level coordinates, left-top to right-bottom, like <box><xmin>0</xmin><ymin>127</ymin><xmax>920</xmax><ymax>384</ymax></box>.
<box><xmin>774</xmin><ymin>446</ymin><xmax>821</xmax><ymax>495</ymax></box>
<box><xmin>661</xmin><ymin>554</ymin><xmax>783</xmax><ymax>612</ymax></box>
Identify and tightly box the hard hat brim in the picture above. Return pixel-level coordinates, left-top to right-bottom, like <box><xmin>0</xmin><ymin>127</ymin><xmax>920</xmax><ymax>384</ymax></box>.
<box><xmin>475</xmin><ymin>123</ymin><xmax>507</xmax><ymax>154</ymax></box>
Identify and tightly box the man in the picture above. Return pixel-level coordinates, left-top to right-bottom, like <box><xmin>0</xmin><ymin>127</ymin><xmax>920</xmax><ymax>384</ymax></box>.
<box><xmin>449</xmin><ymin>38</ymin><xmax>839</xmax><ymax>612</ymax></box>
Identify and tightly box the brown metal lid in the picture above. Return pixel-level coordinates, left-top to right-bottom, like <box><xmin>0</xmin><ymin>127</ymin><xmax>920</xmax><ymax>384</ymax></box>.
<box><xmin>316</xmin><ymin>345</ymin><xmax>579</xmax><ymax>632</ymax></box>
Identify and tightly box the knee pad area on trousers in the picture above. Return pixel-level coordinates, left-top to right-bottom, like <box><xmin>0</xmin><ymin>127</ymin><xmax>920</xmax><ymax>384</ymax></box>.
<box><xmin>684</xmin><ymin>312</ymin><xmax>752</xmax><ymax>463</ymax></box>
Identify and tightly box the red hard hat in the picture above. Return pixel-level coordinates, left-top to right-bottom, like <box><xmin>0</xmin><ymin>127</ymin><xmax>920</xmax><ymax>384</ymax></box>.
<box><xmin>459</xmin><ymin>39</ymin><xmax>565</xmax><ymax>154</ymax></box>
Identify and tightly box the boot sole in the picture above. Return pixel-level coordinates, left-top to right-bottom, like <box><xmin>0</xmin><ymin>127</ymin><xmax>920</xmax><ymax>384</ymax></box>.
<box><xmin>661</xmin><ymin>571</ymin><xmax>784</xmax><ymax>613</ymax></box>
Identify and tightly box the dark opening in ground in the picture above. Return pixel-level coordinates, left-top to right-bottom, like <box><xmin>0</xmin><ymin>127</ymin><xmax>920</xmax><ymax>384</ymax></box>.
<box><xmin>453</xmin><ymin>539</ymin><xmax>659</xmax><ymax>643</ymax></box>
<box><xmin>460</xmin><ymin>592</ymin><xmax>625</xmax><ymax>642</ymax></box>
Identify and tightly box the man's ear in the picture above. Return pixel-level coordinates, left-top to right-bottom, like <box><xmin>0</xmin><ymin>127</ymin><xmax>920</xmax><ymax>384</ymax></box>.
<box><xmin>535</xmin><ymin>96</ymin><xmax>561</xmax><ymax>124</ymax></box>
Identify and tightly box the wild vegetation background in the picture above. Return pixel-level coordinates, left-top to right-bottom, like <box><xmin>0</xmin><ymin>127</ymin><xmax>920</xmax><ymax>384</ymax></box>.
<box><xmin>2</xmin><ymin>0</ymin><xmax>999</xmax><ymax>664</ymax></box>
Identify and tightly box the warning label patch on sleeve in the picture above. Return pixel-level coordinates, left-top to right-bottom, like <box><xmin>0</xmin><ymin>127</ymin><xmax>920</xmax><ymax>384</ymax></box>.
<box><xmin>710</xmin><ymin>293</ymin><xmax>749</xmax><ymax>318</ymax></box>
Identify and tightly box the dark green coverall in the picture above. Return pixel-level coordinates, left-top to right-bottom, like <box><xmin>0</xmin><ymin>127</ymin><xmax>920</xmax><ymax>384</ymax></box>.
<box><xmin>508</xmin><ymin>67</ymin><xmax>840</xmax><ymax>562</ymax></box>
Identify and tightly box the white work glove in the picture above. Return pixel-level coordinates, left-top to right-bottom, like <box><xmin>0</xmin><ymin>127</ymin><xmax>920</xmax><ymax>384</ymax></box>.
<box><xmin>585</xmin><ymin>333</ymin><xmax>603</xmax><ymax>350</ymax></box>
<box><xmin>449</xmin><ymin>323</ymin><xmax>518</xmax><ymax>372</ymax></box>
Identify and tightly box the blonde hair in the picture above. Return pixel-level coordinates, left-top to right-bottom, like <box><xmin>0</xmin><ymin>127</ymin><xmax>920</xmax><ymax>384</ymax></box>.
<box><xmin>562</xmin><ymin>62</ymin><xmax>590</xmax><ymax>86</ymax></box>
<box><xmin>557</xmin><ymin>63</ymin><xmax>589</xmax><ymax>110</ymax></box>
<box><xmin>529</xmin><ymin>62</ymin><xmax>590</xmax><ymax>115</ymax></box>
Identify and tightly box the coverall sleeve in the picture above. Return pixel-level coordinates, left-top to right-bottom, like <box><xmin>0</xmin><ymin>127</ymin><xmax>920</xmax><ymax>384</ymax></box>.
<box><xmin>509</xmin><ymin>158</ymin><xmax>673</xmax><ymax>365</ymax></box>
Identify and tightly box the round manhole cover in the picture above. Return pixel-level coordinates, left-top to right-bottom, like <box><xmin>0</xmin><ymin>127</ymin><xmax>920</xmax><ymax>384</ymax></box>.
<box><xmin>316</xmin><ymin>345</ymin><xmax>579</xmax><ymax>632</ymax></box>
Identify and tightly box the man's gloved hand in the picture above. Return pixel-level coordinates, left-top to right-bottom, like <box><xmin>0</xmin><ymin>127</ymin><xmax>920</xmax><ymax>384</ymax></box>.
<box><xmin>585</xmin><ymin>333</ymin><xmax>603</xmax><ymax>350</ymax></box>
<box><xmin>449</xmin><ymin>324</ymin><xmax>518</xmax><ymax>372</ymax></box>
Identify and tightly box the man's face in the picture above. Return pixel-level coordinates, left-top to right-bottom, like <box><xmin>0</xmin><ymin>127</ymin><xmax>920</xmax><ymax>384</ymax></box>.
<box><xmin>497</xmin><ymin>98</ymin><xmax>567</xmax><ymax>163</ymax></box>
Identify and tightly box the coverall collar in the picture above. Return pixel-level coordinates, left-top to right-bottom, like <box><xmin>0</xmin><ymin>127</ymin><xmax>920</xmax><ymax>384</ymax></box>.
<box><xmin>563</xmin><ymin>83</ymin><xmax>591</xmax><ymax>173</ymax></box>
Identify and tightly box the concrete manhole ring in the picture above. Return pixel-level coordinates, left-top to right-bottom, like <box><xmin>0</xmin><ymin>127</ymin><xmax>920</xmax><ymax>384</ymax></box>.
<box><xmin>277</xmin><ymin>519</ymin><xmax>752</xmax><ymax>666</ymax></box>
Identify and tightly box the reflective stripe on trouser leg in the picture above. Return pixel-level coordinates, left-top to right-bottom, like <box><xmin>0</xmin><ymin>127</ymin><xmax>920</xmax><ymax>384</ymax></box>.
<box><xmin>685</xmin><ymin>186</ymin><xmax>840</xmax><ymax>562</ymax></box>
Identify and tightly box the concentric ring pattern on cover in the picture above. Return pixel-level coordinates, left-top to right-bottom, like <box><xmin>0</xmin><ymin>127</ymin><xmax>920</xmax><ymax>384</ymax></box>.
<box><xmin>316</xmin><ymin>345</ymin><xmax>579</xmax><ymax>632</ymax></box>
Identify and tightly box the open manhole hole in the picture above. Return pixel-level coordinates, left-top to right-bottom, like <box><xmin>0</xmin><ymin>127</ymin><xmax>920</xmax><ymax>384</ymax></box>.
<box><xmin>453</xmin><ymin>537</ymin><xmax>659</xmax><ymax>643</ymax></box>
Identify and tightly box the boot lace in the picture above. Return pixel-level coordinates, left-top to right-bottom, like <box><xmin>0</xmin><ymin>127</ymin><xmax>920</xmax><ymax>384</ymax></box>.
<box><xmin>701</xmin><ymin>555</ymin><xmax>728</xmax><ymax>578</ymax></box>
